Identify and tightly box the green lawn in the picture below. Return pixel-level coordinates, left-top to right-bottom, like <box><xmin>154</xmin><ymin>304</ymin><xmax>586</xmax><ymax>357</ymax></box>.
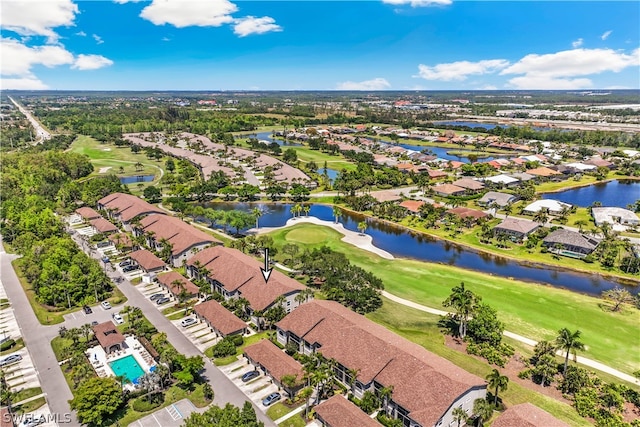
<box><xmin>267</xmin><ymin>223</ymin><xmax>640</xmax><ymax>376</ymax></box>
<box><xmin>284</xmin><ymin>146</ymin><xmax>357</xmax><ymax>171</ymax></box>
<box><xmin>277</xmin><ymin>414</ymin><xmax>307</xmax><ymax>427</ymax></box>
<box><xmin>69</xmin><ymin>135</ymin><xmax>165</xmax><ymax>195</ymax></box>
<box><xmin>205</xmin><ymin>331</ymin><xmax>270</xmax><ymax>366</ymax></box>
<box><xmin>266</xmin><ymin>402</ymin><xmax>294</xmax><ymax>420</ymax></box>
<box><xmin>534</xmin><ymin>175</ymin><xmax>634</xmax><ymax>194</ymax></box>
<box><xmin>368</xmin><ymin>299</ymin><xmax>592</xmax><ymax>427</ymax></box>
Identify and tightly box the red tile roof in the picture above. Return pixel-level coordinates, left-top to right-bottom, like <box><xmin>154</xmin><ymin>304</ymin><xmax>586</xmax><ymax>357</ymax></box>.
<box><xmin>492</xmin><ymin>403</ymin><xmax>569</xmax><ymax>427</ymax></box>
<box><xmin>76</xmin><ymin>207</ymin><xmax>101</xmax><ymax>220</ymax></box>
<box><xmin>276</xmin><ymin>300</ymin><xmax>484</xmax><ymax>427</ymax></box>
<box><xmin>452</xmin><ymin>178</ymin><xmax>485</xmax><ymax>191</ymax></box>
<box><xmin>90</xmin><ymin>218</ymin><xmax>118</xmax><ymax>234</ymax></box>
<box><xmin>243</xmin><ymin>339</ymin><xmax>304</xmax><ymax>384</ymax></box>
<box><xmin>108</xmin><ymin>233</ymin><xmax>133</xmax><ymax>248</ymax></box>
<box><xmin>446</xmin><ymin>207</ymin><xmax>490</xmax><ymax>220</ymax></box>
<box><xmin>434</xmin><ymin>184</ymin><xmax>466</xmax><ymax>195</ymax></box>
<box><xmin>194</xmin><ymin>300</ymin><xmax>246</xmax><ymax>336</ymax></box>
<box><xmin>156</xmin><ymin>271</ymin><xmax>199</xmax><ymax>296</ymax></box>
<box><xmin>97</xmin><ymin>193</ymin><xmax>164</xmax><ymax>222</ymax></box>
<box><xmin>129</xmin><ymin>249</ymin><xmax>165</xmax><ymax>271</ymax></box>
<box><xmin>526</xmin><ymin>167</ymin><xmax>561</xmax><ymax>177</ymax></box>
<box><xmin>186</xmin><ymin>246</ymin><xmax>304</xmax><ymax>311</ymax></box>
<box><xmin>138</xmin><ymin>215</ymin><xmax>221</xmax><ymax>256</ymax></box>
<box><xmin>314</xmin><ymin>395</ymin><xmax>379</xmax><ymax>427</ymax></box>
<box><xmin>399</xmin><ymin>200</ymin><xmax>425</xmax><ymax>213</ymax></box>
<box><xmin>93</xmin><ymin>321</ymin><xmax>125</xmax><ymax>350</ymax></box>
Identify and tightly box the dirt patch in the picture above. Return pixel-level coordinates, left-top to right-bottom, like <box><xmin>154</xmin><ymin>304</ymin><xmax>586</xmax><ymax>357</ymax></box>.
<box><xmin>98</xmin><ymin>167</ymin><xmax>112</xmax><ymax>173</ymax></box>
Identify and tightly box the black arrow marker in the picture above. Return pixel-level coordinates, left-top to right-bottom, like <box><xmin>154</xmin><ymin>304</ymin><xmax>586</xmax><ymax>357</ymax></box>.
<box><xmin>261</xmin><ymin>248</ymin><xmax>273</xmax><ymax>284</ymax></box>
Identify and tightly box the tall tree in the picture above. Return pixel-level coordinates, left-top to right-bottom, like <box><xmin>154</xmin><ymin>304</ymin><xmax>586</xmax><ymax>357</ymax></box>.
<box><xmin>452</xmin><ymin>407</ymin><xmax>468</xmax><ymax>427</ymax></box>
<box><xmin>601</xmin><ymin>287</ymin><xmax>634</xmax><ymax>312</ymax></box>
<box><xmin>69</xmin><ymin>377</ymin><xmax>124</xmax><ymax>426</ymax></box>
<box><xmin>443</xmin><ymin>282</ymin><xmax>481</xmax><ymax>338</ymax></box>
<box><xmin>555</xmin><ymin>328</ymin><xmax>585</xmax><ymax>377</ymax></box>
<box><xmin>485</xmin><ymin>369</ymin><xmax>509</xmax><ymax>406</ymax></box>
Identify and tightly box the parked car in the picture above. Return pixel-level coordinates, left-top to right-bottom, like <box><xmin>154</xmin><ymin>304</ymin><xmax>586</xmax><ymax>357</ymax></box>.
<box><xmin>149</xmin><ymin>293</ymin><xmax>165</xmax><ymax>301</ymax></box>
<box><xmin>262</xmin><ymin>392</ymin><xmax>281</xmax><ymax>406</ymax></box>
<box><xmin>118</xmin><ymin>260</ymin><xmax>131</xmax><ymax>268</ymax></box>
<box><xmin>101</xmin><ymin>257</ymin><xmax>110</xmax><ymax>264</ymax></box>
<box><xmin>96</xmin><ymin>241</ymin><xmax>111</xmax><ymax>249</ymax></box>
<box><xmin>0</xmin><ymin>354</ymin><xmax>22</xmax><ymax>367</ymax></box>
<box><xmin>83</xmin><ymin>305</ymin><xmax>92</xmax><ymax>314</ymax></box>
<box><xmin>112</xmin><ymin>312</ymin><xmax>124</xmax><ymax>324</ymax></box>
<box><xmin>91</xmin><ymin>321</ymin><xmax>99</xmax><ymax>326</ymax></box>
<box><xmin>156</xmin><ymin>297</ymin><xmax>171</xmax><ymax>305</ymax></box>
<box><xmin>20</xmin><ymin>416</ymin><xmax>45</xmax><ymax>427</ymax></box>
<box><xmin>241</xmin><ymin>370</ymin><xmax>260</xmax><ymax>382</ymax></box>
<box><xmin>100</xmin><ymin>301</ymin><xmax>112</xmax><ymax>310</ymax></box>
<box><xmin>180</xmin><ymin>317</ymin><xmax>197</xmax><ymax>327</ymax></box>
<box><xmin>122</xmin><ymin>265</ymin><xmax>140</xmax><ymax>273</ymax></box>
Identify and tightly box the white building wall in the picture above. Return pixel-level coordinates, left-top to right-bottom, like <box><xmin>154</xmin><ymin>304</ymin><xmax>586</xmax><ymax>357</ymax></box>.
<box><xmin>436</xmin><ymin>387</ymin><xmax>487</xmax><ymax>427</ymax></box>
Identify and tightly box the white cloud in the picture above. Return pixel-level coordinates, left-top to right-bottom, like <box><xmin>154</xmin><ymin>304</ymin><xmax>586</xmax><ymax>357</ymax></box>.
<box><xmin>415</xmin><ymin>59</ymin><xmax>509</xmax><ymax>81</ymax></box>
<box><xmin>382</xmin><ymin>0</ymin><xmax>452</xmax><ymax>7</ymax></box>
<box><xmin>233</xmin><ymin>16</ymin><xmax>282</xmax><ymax>37</ymax></box>
<box><xmin>336</xmin><ymin>78</ymin><xmax>391</xmax><ymax>90</ymax></box>
<box><xmin>93</xmin><ymin>34</ymin><xmax>104</xmax><ymax>44</ymax></box>
<box><xmin>71</xmin><ymin>54</ymin><xmax>114</xmax><ymax>70</ymax></box>
<box><xmin>601</xmin><ymin>30</ymin><xmax>613</xmax><ymax>41</ymax></box>
<box><xmin>140</xmin><ymin>0</ymin><xmax>237</xmax><ymax>28</ymax></box>
<box><xmin>479</xmin><ymin>85</ymin><xmax>497</xmax><ymax>90</ymax></box>
<box><xmin>572</xmin><ymin>38</ymin><xmax>583</xmax><ymax>48</ymax></box>
<box><xmin>162</xmin><ymin>37</ymin><xmax>171</xmax><ymax>42</ymax></box>
<box><xmin>1</xmin><ymin>38</ymin><xmax>75</xmax><ymax>76</ymax></box>
<box><xmin>1</xmin><ymin>77</ymin><xmax>49</xmax><ymax>90</ymax></box>
<box><xmin>0</xmin><ymin>0</ymin><xmax>78</xmax><ymax>41</ymax></box>
<box><xmin>501</xmin><ymin>48</ymin><xmax>639</xmax><ymax>89</ymax></box>
<box><xmin>76</xmin><ymin>31</ymin><xmax>86</xmax><ymax>37</ymax></box>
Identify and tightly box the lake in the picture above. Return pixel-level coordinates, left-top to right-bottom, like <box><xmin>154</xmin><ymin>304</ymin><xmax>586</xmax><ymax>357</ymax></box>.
<box><xmin>235</xmin><ymin>132</ymin><xmax>301</xmax><ymax>146</ymax></box>
<box><xmin>202</xmin><ymin>202</ymin><xmax>637</xmax><ymax>295</ymax></box>
<box><xmin>434</xmin><ymin>121</ymin><xmax>558</xmax><ymax>132</ymax></box>
<box><xmin>397</xmin><ymin>143</ymin><xmax>499</xmax><ymax>163</ymax></box>
<box><xmin>120</xmin><ymin>175</ymin><xmax>154</xmax><ymax>184</ymax></box>
<box><xmin>542</xmin><ymin>180</ymin><xmax>640</xmax><ymax>208</ymax></box>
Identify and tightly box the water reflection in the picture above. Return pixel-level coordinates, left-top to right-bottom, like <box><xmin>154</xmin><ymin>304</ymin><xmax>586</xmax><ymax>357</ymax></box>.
<box><xmin>202</xmin><ymin>202</ymin><xmax>638</xmax><ymax>295</ymax></box>
<box><xmin>541</xmin><ymin>180</ymin><xmax>640</xmax><ymax>208</ymax></box>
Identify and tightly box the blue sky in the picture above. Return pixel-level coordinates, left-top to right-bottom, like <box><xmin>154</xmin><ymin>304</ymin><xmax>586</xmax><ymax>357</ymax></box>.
<box><xmin>1</xmin><ymin>0</ymin><xmax>639</xmax><ymax>90</ymax></box>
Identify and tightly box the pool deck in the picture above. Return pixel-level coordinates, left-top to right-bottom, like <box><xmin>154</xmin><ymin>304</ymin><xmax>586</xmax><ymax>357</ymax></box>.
<box><xmin>87</xmin><ymin>336</ymin><xmax>156</xmax><ymax>388</ymax></box>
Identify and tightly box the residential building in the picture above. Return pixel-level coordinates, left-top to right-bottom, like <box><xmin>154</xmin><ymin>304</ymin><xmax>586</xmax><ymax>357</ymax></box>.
<box><xmin>185</xmin><ymin>246</ymin><xmax>305</xmax><ymax>322</ymax></box>
<box><xmin>399</xmin><ymin>200</ymin><xmax>425</xmax><ymax>214</ymax></box>
<box><xmin>97</xmin><ymin>193</ymin><xmax>164</xmax><ymax>230</ymax></box>
<box><xmin>585</xmin><ymin>157</ymin><xmax>615</xmax><ymax>169</ymax></box>
<box><xmin>75</xmin><ymin>206</ymin><xmax>101</xmax><ymax>221</ymax></box>
<box><xmin>446</xmin><ymin>207</ymin><xmax>490</xmax><ymax>223</ymax></box>
<box><xmin>451</xmin><ymin>178</ymin><xmax>485</xmax><ymax>193</ymax></box>
<box><xmin>592</xmin><ymin>207</ymin><xmax>640</xmax><ymax>228</ymax></box>
<box><xmin>243</xmin><ymin>339</ymin><xmax>304</xmax><ymax>396</ymax></box>
<box><xmin>93</xmin><ymin>321</ymin><xmax>126</xmax><ymax>354</ymax></box>
<box><xmin>526</xmin><ymin>167</ymin><xmax>563</xmax><ymax>181</ymax></box>
<box><xmin>433</xmin><ymin>184</ymin><xmax>466</xmax><ymax>197</ymax></box>
<box><xmin>484</xmin><ymin>174</ymin><xmax>520</xmax><ymax>188</ymax></box>
<box><xmin>314</xmin><ymin>395</ymin><xmax>379</xmax><ymax>427</ymax></box>
<box><xmin>193</xmin><ymin>299</ymin><xmax>247</xmax><ymax>337</ymax></box>
<box><xmin>134</xmin><ymin>214</ymin><xmax>221</xmax><ymax>267</ymax></box>
<box><xmin>492</xmin><ymin>403</ymin><xmax>569</xmax><ymax>427</ymax></box>
<box><xmin>89</xmin><ymin>218</ymin><xmax>119</xmax><ymax>235</ymax></box>
<box><xmin>276</xmin><ymin>300</ymin><xmax>486</xmax><ymax>427</ymax></box>
<box><xmin>156</xmin><ymin>271</ymin><xmax>200</xmax><ymax>300</ymax></box>
<box><xmin>523</xmin><ymin>200</ymin><xmax>572</xmax><ymax>215</ymax></box>
<box><xmin>129</xmin><ymin>249</ymin><xmax>166</xmax><ymax>274</ymax></box>
<box><xmin>108</xmin><ymin>233</ymin><xmax>133</xmax><ymax>251</ymax></box>
<box><xmin>542</xmin><ymin>229</ymin><xmax>600</xmax><ymax>258</ymax></box>
<box><xmin>493</xmin><ymin>218</ymin><xmax>539</xmax><ymax>241</ymax></box>
<box><xmin>477</xmin><ymin>191</ymin><xmax>517</xmax><ymax>208</ymax></box>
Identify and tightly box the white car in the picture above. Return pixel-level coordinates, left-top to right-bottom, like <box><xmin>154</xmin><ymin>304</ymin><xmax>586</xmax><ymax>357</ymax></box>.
<box><xmin>101</xmin><ymin>301</ymin><xmax>112</xmax><ymax>310</ymax></box>
<box><xmin>112</xmin><ymin>312</ymin><xmax>124</xmax><ymax>324</ymax></box>
<box><xmin>180</xmin><ymin>317</ymin><xmax>197</xmax><ymax>328</ymax></box>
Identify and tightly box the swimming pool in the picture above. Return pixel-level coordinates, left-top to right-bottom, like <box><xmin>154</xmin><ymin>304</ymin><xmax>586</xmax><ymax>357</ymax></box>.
<box><xmin>108</xmin><ymin>355</ymin><xmax>145</xmax><ymax>384</ymax></box>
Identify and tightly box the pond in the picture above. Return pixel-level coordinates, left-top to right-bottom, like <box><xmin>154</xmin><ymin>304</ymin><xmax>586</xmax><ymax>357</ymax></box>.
<box><xmin>235</xmin><ymin>132</ymin><xmax>301</xmax><ymax>146</ymax></box>
<box><xmin>119</xmin><ymin>175</ymin><xmax>154</xmax><ymax>184</ymax></box>
<box><xmin>396</xmin><ymin>143</ymin><xmax>500</xmax><ymax>163</ymax></box>
<box><xmin>434</xmin><ymin>121</ymin><xmax>558</xmax><ymax>132</ymax></box>
<box><xmin>202</xmin><ymin>202</ymin><xmax>637</xmax><ymax>295</ymax></box>
<box><xmin>541</xmin><ymin>180</ymin><xmax>640</xmax><ymax>208</ymax></box>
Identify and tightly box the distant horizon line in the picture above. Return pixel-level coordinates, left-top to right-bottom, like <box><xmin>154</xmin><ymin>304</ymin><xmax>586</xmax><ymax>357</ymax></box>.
<box><xmin>4</xmin><ymin>89</ymin><xmax>639</xmax><ymax>93</ymax></box>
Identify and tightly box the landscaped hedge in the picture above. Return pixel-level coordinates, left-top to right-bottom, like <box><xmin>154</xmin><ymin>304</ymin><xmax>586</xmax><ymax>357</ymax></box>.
<box><xmin>132</xmin><ymin>393</ymin><xmax>164</xmax><ymax>412</ymax></box>
<box><xmin>0</xmin><ymin>339</ymin><xmax>16</xmax><ymax>351</ymax></box>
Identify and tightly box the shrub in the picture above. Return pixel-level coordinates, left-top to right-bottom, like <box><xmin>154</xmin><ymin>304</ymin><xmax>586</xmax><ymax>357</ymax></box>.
<box><xmin>358</xmin><ymin>391</ymin><xmax>380</xmax><ymax>414</ymax></box>
<box><xmin>0</xmin><ymin>339</ymin><xmax>16</xmax><ymax>351</ymax></box>
<box><xmin>231</xmin><ymin>335</ymin><xmax>244</xmax><ymax>347</ymax></box>
<box><xmin>211</xmin><ymin>337</ymin><xmax>236</xmax><ymax>358</ymax></box>
<box><xmin>202</xmin><ymin>383</ymin><xmax>214</xmax><ymax>400</ymax></box>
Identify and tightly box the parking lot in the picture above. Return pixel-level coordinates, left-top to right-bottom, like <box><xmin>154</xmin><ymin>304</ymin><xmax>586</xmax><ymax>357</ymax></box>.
<box><xmin>169</xmin><ymin>318</ymin><xmax>220</xmax><ymax>352</ymax></box>
<box><xmin>0</xmin><ymin>279</ymin><xmax>56</xmax><ymax>427</ymax></box>
<box><xmin>130</xmin><ymin>398</ymin><xmax>198</xmax><ymax>427</ymax></box>
<box><xmin>220</xmin><ymin>359</ymin><xmax>281</xmax><ymax>410</ymax></box>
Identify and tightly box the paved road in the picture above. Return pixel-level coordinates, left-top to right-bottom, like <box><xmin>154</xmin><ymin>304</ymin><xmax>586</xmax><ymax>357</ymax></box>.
<box><xmin>8</xmin><ymin>96</ymin><xmax>51</xmax><ymax>143</ymax></box>
<box><xmin>67</xmin><ymin>232</ymin><xmax>276</xmax><ymax>426</ymax></box>
<box><xmin>0</xmin><ymin>251</ymin><xmax>79</xmax><ymax>426</ymax></box>
<box><xmin>1</xmin><ymin>233</ymin><xmax>275</xmax><ymax>427</ymax></box>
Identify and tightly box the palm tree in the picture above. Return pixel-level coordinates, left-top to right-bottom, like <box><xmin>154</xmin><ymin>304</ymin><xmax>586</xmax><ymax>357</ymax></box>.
<box><xmin>303</xmin><ymin>205</ymin><xmax>311</xmax><ymax>217</ymax></box>
<box><xmin>171</xmin><ymin>279</ymin><xmax>188</xmax><ymax>304</ymax></box>
<box><xmin>473</xmin><ymin>398</ymin><xmax>494</xmax><ymax>426</ymax></box>
<box><xmin>574</xmin><ymin>219</ymin><xmax>588</xmax><ymax>233</ymax></box>
<box><xmin>80</xmin><ymin>323</ymin><xmax>93</xmax><ymax>344</ymax></box>
<box><xmin>332</xmin><ymin>205</ymin><xmax>342</xmax><ymax>224</ymax></box>
<box><xmin>533</xmin><ymin>208</ymin><xmax>549</xmax><ymax>226</ymax></box>
<box><xmin>443</xmin><ymin>282</ymin><xmax>480</xmax><ymax>339</ymax></box>
<box><xmin>555</xmin><ymin>328</ymin><xmax>585</xmax><ymax>377</ymax></box>
<box><xmin>452</xmin><ymin>407</ymin><xmax>468</xmax><ymax>427</ymax></box>
<box><xmin>358</xmin><ymin>221</ymin><xmax>368</xmax><ymax>235</ymax></box>
<box><xmin>502</xmin><ymin>202</ymin><xmax>513</xmax><ymax>219</ymax></box>
<box><xmin>486</xmin><ymin>369</ymin><xmax>509</xmax><ymax>406</ymax></box>
<box><xmin>252</xmin><ymin>207</ymin><xmax>263</xmax><ymax>229</ymax></box>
